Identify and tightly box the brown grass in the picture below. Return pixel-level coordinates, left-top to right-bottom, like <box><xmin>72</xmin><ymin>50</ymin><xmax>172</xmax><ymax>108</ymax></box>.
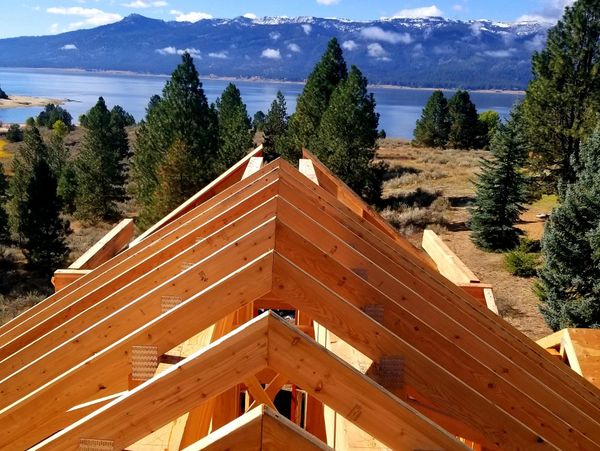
<box><xmin>377</xmin><ymin>138</ymin><xmax>552</xmax><ymax>339</ymax></box>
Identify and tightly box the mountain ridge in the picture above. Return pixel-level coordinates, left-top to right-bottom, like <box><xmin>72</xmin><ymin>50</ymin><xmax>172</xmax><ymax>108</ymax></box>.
<box><xmin>0</xmin><ymin>14</ymin><xmax>549</xmax><ymax>90</ymax></box>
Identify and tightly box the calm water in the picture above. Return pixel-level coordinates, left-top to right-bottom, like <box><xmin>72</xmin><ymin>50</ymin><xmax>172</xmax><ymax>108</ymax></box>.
<box><xmin>0</xmin><ymin>68</ymin><xmax>523</xmax><ymax>139</ymax></box>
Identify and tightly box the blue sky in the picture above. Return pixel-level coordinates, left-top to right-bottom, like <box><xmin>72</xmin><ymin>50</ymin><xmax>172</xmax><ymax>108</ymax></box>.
<box><xmin>1</xmin><ymin>1</ymin><xmax>574</xmax><ymax>38</ymax></box>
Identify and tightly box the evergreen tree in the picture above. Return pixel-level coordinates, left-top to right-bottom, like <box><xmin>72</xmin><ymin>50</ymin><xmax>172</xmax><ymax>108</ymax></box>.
<box><xmin>413</xmin><ymin>90</ymin><xmax>451</xmax><ymax>148</ymax></box>
<box><xmin>470</xmin><ymin>110</ymin><xmax>528</xmax><ymax>251</ymax></box>
<box><xmin>448</xmin><ymin>90</ymin><xmax>480</xmax><ymax>149</ymax></box>
<box><xmin>252</xmin><ymin>111</ymin><xmax>266</xmax><ymax>132</ymax></box>
<box><xmin>285</xmin><ymin>38</ymin><xmax>347</xmax><ymax>160</ymax></box>
<box><xmin>48</xmin><ymin>120</ymin><xmax>69</xmax><ymax>176</ymax></box>
<box><xmin>215</xmin><ymin>83</ymin><xmax>252</xmax><ymax>173</ymax></box>
<box><xmin>74</xmin><ymin>97</ymin><xmax>128</xmax><ymax>221</ymax></box>
<box><xmin>36</xmin><ymin>104</ymin><xmax>72</xmax><ymax>128</ymax></box>
<box><xmin>522</xmin><ymin>0</ymin><xmax>600</xmax><ymax>193</ymax></box>
<box><xmin>152</xmin><ymin>140</ymin><xmax>202</xmax><ymax>219</ymax></box>
<box><xmin>537</xmin><ymin>129</ymin><xmax>600</xmax><ymax>329</ymax></box>
<box><xmin>0</xmin><ymin>163</ymin><xmax>9</xmax><ymax>243</ymax></box>
<box><xmin>6</xmin><ymin>124</ymin><xmax>23</xmax><ymax>143</ymax></box>
<box><xmin>313</xmin><ymin>66</ymin><xmax>383</xmax><ymax>203</ymax></box>
<box><xmin>263</xmin><ymin>91</ymin><xmax>288</xmax><ymax>159</ymax></box>
<box><xmin>8</xmin><ymin>126</ymin><xmax>48</xmax><ymax>241</ymax></box>
<box><xmin>19</xmin><ymin>158</ymin><xmax>69</xmax><ymax>274</ymax></box>
<box><xmin>133</xmin><ymin>53</ymin><xmax>218</xmax><ymax>229</ymax></box>
<box><xmin>478</xmin><ymin>110</ymin><xmax>501</xmax><ymax>150</ymax></box>
<box><xmin>0</xmin><ymin>85</ymin><xmax>7</xmax><ymax>100</ymax></box>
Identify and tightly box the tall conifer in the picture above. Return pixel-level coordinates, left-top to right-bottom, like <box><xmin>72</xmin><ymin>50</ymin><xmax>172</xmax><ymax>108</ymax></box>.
<box><xmin>522</xmin><ymin>0</ymin><xmax>600</xmax><ymax>193</ymax></box>
<box><xmin>470</xmin><ymin>110</ymin><xmax>528</xmax><ymax>251</ymax></box>
<box><xmin>448</xmin><ymin>90</ymin><xmax>480</xmax><ymax>149</ymax></box>
<box><xmin>263</xmin><ymin>91</ymin><xmax>288</xmax><ymax>159</ymax></box>
<box><xmin>413</xmin><ymin>90</ymin><xmax>450</xmax><ymax>148</ymax></box>
<box><xmin>285</xmin><ymin>38</ymin><xmax>347</xmax><ymax>160</ymax></box>
<box><xmin>215</xmin><ymin>83</ymin><xmax>252</xmax><ymax>173</ymax></box>
<box><xmin>313</xmin><ymin>66</ymin><xmax>383</xmax><ymax>203</ymax></box>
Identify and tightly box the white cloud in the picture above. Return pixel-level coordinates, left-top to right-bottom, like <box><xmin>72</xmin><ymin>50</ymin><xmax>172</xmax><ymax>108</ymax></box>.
<box><xmin>169</xmin><ymin>9</ymin><xmax>212</xmax><ymax>22</ymax></box>
<box><xmin>391</xmin><ymin>5</ymin><xmax>443</xmax><ymax>18</ymax></box>
<box><xmin>46</xmin><ymin>7</ymin><xmax>123</xmax><ymax>30</ymax></box>
<box><xmin>123</xmin><ymin>0</ymin><xmax>167</xmax><ymax>8</ymax></box>
<box><xmin>342</xmin><ymin>40</ymin><xmax>358</xmax><ymax>51</ymax></box>
<box><xmin>316</xmin><ymin>0</ymin><xmax>341</xmax><ymax>4</ymax></box>
<box><xmin>261</xmin><ymin>48</ymin><xmax>281</xmax><ymax>59</ymax></box>
<box><xmin>156</xmin><ymin>46</ymin><xmax>201</xmax><ymax>58</ymax></box>
<box><xmin>287</xmin><ymin>43</ymin><xmax>301</xmax><ymax>53</ymax></box>
<box><xmin>301</xmin><ymin>24</ymin><xmax>312</xmax><ymax>34</ymax></box>
<box><xmin>525</xmin><ymin>34</ymin><xmax>546</xmax><ymax>51</ymax></box>
<box><xmin>483</xmin><ymin>49</ymin><xmax>516</xmax><ymax>58</ymax></box>
<box><xmin>49</xmin><ymin>23</ymin><xmax>60</xmax><ymax>34</ymax></box>
<box><xmin>208</xmin><ymin>51</ymin><xmax>228</xmax><ymax>59</ymax></box>
<box><xmin>360</xmin><ymin>26</ymin><xmax>412</xmax><ymax>44</ymax></box>
<box><xmin>452</xmin><ymin>4</ymin><xmax>463</xmax><ymax>12</ymax></box>
<box><xmin>243</xmin><ymin>13</ymin><xmax>257</xmax><ymax>19</ymax></box>
<box><xmin>60</xmin><ymin>43</ymin><xmax>78</xmax><ymax>50</ymax></box>
<box><xmin>367</xmin><ymin>43</ymin><xmax>391</xmax><ymax>61</ymax></box>
<box><xmin>269</xmin><ymin>31</ymin><xmax>281</xmax><ymax>40</ymax></box>
<box><xmin>516</xmin><ymin>0</ymin><xmax>574</xmax><ymax>23</ymax></box>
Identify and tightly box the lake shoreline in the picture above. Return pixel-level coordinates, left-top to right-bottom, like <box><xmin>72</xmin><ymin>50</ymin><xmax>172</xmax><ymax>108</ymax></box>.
<box><xmin>0</xmin><ymin>66</ymin><xmax>526</xmax><ymax>95</ymax></box>
<box><xmin>0</xmin><ymin>95</ymin><xmax>64</xmax><ymax>110</ymax></box>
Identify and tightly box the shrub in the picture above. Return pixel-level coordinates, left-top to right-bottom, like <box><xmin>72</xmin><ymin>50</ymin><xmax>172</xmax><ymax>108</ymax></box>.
<box><xmin>504</xmin><ymin>239</ymin><xmax>541</xmax><ymax>277</ymax></box>
<box><xmin>5</xmin><ymin>124</ymin><xmax>23</xmax><ymax>143</ymax></box>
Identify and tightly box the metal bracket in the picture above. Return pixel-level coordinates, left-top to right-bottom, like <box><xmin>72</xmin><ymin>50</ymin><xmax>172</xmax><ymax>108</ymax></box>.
<box><xmin>131</xmin><ymin>345</ymin><xmax>159</xmax><ymax>381</ymax></box>
<box><xmin>379</xmin><ymin>357</ymin><xmax>404</xmax><ymax>389</ymax></box>
<box><xmin>363</xmin><ymin>304</ymin><xmax>385</xmax><ymax>323</ymax></box>
<box><xmin>161</xmin><ymin>295</ymin><xmax>182</xmax><ymax>313</ymax></box>
<box><xmin>79</xmin><ymin>439</ymin><xmax>114</xmax><ymax>451</ymax></box>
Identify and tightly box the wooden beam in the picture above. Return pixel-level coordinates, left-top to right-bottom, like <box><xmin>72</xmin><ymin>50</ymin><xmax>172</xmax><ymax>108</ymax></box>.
<box><xmin>243</xmin><ymin>156</ymin><xmax>264</xmax><ymax>179</ymax></box>
<box><xmin>68</xmin><ymin>218</ymin><xmax>134</xmax><ymax>270</ymax></box>
<box><xmin>33</xmin><ymin>313</ymin><xmax>464</xmax><ymax>451</ymax></box>
<box><xmin>31</xmin><ymin>314</ymin><xmax>272</xmax><ymax>451</ymax></box>
<box><xmin>245</xmin><ymin>375</ymin><xmax>277</xmax><ymax>410</ymax></box>
<box><xmin>298</xmin><ymin>159</ymin><xmax>319</xmax><ymax>185</ymax></box>
<box><xmin>0</xmin><ymin>159</ymin><xmax>278</xmax><ymax>347</ymax></box>
<box><xmin>182</xmin><ymin>405</ymin><xmax>332</xmax><ymax>451</ymax></box>
<box><xmin>51</xmin><ymin>269</ymin><xmax>91</xmax><ymax>292</ymax></box>
<box><xmin>0</xmin><ymin>208</ymin><xmax>278</xmax><ymax>400</ymax></box>
<box><xmin>272</xmin><ymin>205</ymin><xmax>600</xmax><ymax>449</ymax></box>
<box><xmin>0</xmin><ymin>185</ymin><xmax>279</xmax><ymax>369</ymax></box>
<box><xmin>0</xmin><ymin>253</ymin><xmax>274</xmax><ymax>450</ymax></box>
<box><xmin>130</xmin><ymin>145</ymin><xmax>264</xmax><ymax>247</ymax></box>
<box><xmin>422</xmin><ymin>229</ymin><xmax>479</xmax><ymax>284</ymax></box>
<box><xmin>274</xmin><ymin>162</ymin><xmax>600</xmax><ymax>423</ymax></box>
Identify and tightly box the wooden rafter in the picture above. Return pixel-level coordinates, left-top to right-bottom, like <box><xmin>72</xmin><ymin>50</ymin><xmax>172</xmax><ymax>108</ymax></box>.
<box><xmin>32</xmin><ymin>312</ymin><xmax>464</xmax><ymax>451</ymax></box>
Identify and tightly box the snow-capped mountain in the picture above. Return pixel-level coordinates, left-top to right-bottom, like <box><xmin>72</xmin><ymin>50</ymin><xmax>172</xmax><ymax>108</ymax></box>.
<box><xmin>0</xmin><ymin>14</ymin><xmax>549</xmax><ymax>90</ymax></box>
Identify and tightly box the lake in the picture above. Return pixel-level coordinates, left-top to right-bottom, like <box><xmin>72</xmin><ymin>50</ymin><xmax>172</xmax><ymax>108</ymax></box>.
<box><xmin>0</xmin><ymin>68</ymin><xmax>523</xmax><ymax>139</ymax></box>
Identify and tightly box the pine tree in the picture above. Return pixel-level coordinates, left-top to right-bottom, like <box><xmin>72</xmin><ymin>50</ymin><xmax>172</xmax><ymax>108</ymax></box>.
<box><xmin>19</xmin><ymin>158</ymin><xmax>69</xmax><ymax>274</ymax></box>
<box><xmin>285</xmin><ymin>38</ymin><xmax>348</xmax><ymax>160</ymax></box>
<box><xmin>8</xmin><ymin>126</ymin><xmax>48</xmax><ymax>241</ymax></box>
<box><xmin>478</xmin><ymin>110</ymin><xmax>501</xmax><ymax>150</ymax></box>
<box><xmin>313</xmin><ymin>66</ymin><xmax>383</xmax><ymax>203</ymax></box>
<box><xmin>537</xmin><ymin>129</ymin><xmax>600</xmax><ymax>329</ymax></box>
<box><xmin>215</xmin><ymin>83</ymin><xmax>252</xmax><ymax>173</ymax></box>
<box><xmin>0</xmin><ymin>85</ymin><xmax>7</xmax><ymax>99</ymax></box>
<box><xmin>152</xmin><ymin>140</ymin><xmax>202</xmax><ymax>219</ymax></box>
<box><xmin>133</xmin><ymin>53</ymin><xmax>218</xmax><ymax>229</ymax></box>
<box><xmin>74</xmin><ymin>97</ymin><xmax>129</xmax><ymax>221</ymax></box>
<box><xmin>263</xmin><ymin>91</ymin><xmax>288</xmax><ymax>159</ymax></box>
<box><xmin>448</xmin><ymin>90</ymin><xmax>480</xmax><ymax>149</ymax></box>
<box><xmin>522</xmin><ymin>0</ymin><xmax>600</xmax><ymax>193</ymax></box>
<box><xmin>0</xmin><ymin>163</ymin><xmax>9</xmax><ymax>243</ymax></box>
<box><xmin>413</xmin><ymin>90</ymin><xmax>450</xmax><ymax>148</ymax></box>
<box><xmin>470</xmin><ymin>109</ymin><xmax>528</xmax><ymax>251</ymax></box>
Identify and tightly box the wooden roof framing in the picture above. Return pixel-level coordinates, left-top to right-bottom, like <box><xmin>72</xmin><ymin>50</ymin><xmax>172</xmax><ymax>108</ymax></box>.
<box><xmin>1</xmin><ymin>150</ymin><xmax>600</xmax><ymax>450</ymax></box>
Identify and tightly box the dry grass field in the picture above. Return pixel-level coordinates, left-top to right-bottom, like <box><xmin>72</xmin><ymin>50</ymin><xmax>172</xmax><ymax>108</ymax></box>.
<box><xmin>377</xmin><ymin>139</ymin><xmax>554</xmax><ymax>339</ymax></box>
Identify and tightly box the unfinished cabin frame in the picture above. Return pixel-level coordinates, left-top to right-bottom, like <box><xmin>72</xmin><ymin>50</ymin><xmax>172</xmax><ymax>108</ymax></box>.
<box><xmin>1</xmin><ymin>146</ymin><xmax>600</xmax><ymax>450</ymax></box>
